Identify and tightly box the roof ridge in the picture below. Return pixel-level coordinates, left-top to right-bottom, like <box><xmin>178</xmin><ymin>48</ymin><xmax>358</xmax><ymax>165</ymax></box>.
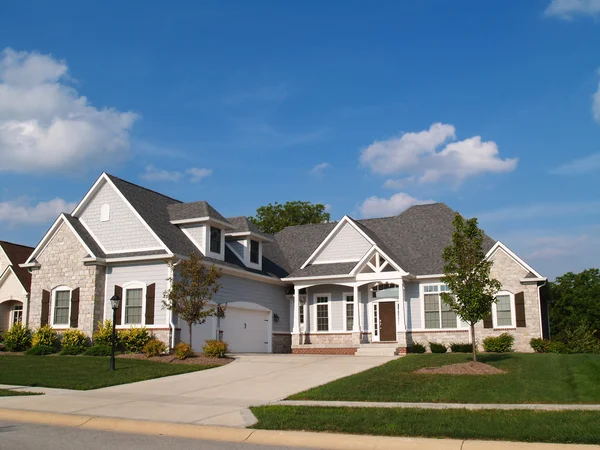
<box><xmin>104</xmin><ymin>173</ymin><xmax>182</xmax><ymax>204</ymax></box>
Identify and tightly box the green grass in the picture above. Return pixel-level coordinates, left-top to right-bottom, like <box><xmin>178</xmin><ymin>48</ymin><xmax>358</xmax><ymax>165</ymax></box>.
<box><xmin>288</xmin><ymin>353</ymin><xmax>600</xmax><ymax>404</ymax></box>
<box><xmin>0</xmin><ymin>388</ymin><xmax>40</xmax><ymax>397</ymax></box>
<box><xmin>251</xmin><ymin>406</ymin><xmax>600</xmax><ymax>444</ymax></box>
<box><xmin>0</xmin><ymin>355</ymin><xmax>217</xmax><ymax>390</ymax></box>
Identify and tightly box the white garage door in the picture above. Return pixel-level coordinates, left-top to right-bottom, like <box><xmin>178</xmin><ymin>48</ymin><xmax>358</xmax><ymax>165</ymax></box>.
<box><xmin>220</xmin><ymin>306</ymin><xmax>270</xmax><ymax>353</ymax></box>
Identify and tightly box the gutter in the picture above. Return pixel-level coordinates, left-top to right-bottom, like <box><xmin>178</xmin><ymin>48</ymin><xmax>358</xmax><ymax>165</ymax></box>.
<box><xmin>537</xmin><ymin>279</ymin><xmax>548</xmax><ymax>339</ymax></box>
<box><xmin>168</xmin><ymin>258</ymin><xmax>183</xmax><ymax>349</ymax></box>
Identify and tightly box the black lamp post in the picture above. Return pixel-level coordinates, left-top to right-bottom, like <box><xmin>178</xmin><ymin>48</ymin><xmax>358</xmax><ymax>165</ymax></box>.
<box><xmin>109</xmin><ymin>294</ymin><xmax>120</xmax><ymax>371</ymax></box>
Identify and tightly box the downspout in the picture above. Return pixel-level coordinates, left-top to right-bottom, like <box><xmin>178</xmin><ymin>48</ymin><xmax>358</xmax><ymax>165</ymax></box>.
<box><xmin>537</xmin><ymin>280</ymin><xmax>548</xmax><ymax>339</ymax></box>
<box><xmin>168</xmin><ymin>258</ymin><xmax>182</xmax><ymax>349</ymax></box>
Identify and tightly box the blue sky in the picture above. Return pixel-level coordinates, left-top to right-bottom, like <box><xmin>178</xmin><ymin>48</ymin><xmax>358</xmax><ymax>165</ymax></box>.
<box><xmin>1</xmin><ymin>0</ymin><xmax>599</xmax><ymax>279</ymax></box>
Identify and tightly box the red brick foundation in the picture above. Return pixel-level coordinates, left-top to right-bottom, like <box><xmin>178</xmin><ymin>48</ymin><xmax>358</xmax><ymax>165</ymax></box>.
<box><xmin>292</xmin><ymin>347</ymin><xmax>357</xmax><ymax>355</ymax></box>
<box><xmin>396</xmin><ymin>347</ymin><xmax>408</xmax><ymax>354</ymax></box>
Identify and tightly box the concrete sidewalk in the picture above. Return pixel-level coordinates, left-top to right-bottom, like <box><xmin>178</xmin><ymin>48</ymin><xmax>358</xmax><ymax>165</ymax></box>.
<box><xmin>0</xmin><ymin>408</ymin><xmax>598</xmax><ymax>449</ymax></box>
<box><xmin>0</xmin><ymin>354</ymin><xmax>394</xmax><ymax>427</ymax></box>
<box><xmin>275</xmin><ymin>400</ymin><xmax>600</xmax><ymax>411</ymax></box>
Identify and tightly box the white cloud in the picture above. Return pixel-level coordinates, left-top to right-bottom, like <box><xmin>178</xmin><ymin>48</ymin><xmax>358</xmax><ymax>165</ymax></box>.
<box><xmin>0</xmin><ymin>48</ymin><xmax>138</xmax><ymax>174</ymax></box>
<box><xmin>550</xmin><ymin>153</ymin><xmax>600</xmax><ymax>175</ymax></box>
<box><xmin>544</xmin><ymin>0</ymin><xmax>600</xmax><ymax>19</ymax></box>
<box><xmin>187</xmin><ymin>167</ymin><xmax>212</xmax><ymax>183</ymax></box>
<box><xmin>358</xmin><ymin>192</ymin><xmax>434</xmax><ymax>218</ymax></box>
<box><xmin>0</xmin><ymin>198</ymin><xmax>77</xmax><ymax>226</ymax></box>
<box><xmin>476</xmin><ymin>200</ymin><xmax>600</xmax><ymax>223</ymax></box>
<box><xmin>360</xmin><ymin>123</ymin><xmax>517</xmax><ymax>185</ymax></box>
<box><xmin>141</xmin><ymin>165</ymin><xmax>183</xmax><ymax>182</ymax></box>
<box><xmin>309</xmin><ymin>162</ymin><xmax>330</xmax><ymax>176</ymax></box>
<box><xmin>383</xmin><ymin>177</ymin><xmax>415</xmax><ymax>189</ymax></box>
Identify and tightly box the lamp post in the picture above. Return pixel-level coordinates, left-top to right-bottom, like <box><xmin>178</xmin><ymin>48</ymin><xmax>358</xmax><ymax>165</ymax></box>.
<box><xmin>110</xmin><ymin>294</ymin><xmax>120</xmax><ymax>371</ymax></box>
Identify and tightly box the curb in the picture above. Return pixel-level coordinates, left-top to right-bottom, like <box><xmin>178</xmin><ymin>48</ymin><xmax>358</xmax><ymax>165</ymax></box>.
<box><xmin>0</xmin><ymin>408</ymin><xmax>598</xmax><ymax>449</ymax></box>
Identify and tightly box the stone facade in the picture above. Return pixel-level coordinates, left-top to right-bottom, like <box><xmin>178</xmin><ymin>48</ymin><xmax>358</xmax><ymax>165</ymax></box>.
<box><xmin>150</xmin><ymin>328</ymin><xmax>172</xmax><ymax>350</ymax></box>
<box><xmin>272</xmin><ymin>333</ymin><xmax>292</xmax><ymax>353</ymax></box>
<box><xmin>298</xmin><ymin>332</ymin><xmax>354</xmax><ymax>345</ymax></box>
<box><xmin>292</xmin><ymin>347</ymin><xmax>356</xmax><ymax>355</ymax></box>
<box><xmin>29</xmin><ymin>222</ymin><xmax>105</xmax><ymax>338</ymax></box>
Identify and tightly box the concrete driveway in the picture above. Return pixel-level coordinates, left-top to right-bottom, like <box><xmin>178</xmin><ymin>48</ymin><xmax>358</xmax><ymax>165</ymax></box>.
<box><xmin>0</xmin><ymin>354</ymin><xmax>395</xmax><ymax>427</ymax></box>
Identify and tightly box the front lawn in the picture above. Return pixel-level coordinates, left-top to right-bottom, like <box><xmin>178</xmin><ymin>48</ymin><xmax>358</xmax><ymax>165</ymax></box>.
<box><xmin>0</xmin><ymin>388</ymin><xmax>40</xmax><ymax>397</ymax></box>
<box><xmin>289</xmin><ymin>353</ymin><xmax>600</xmax><ymax>404</ymax></box>
<box><xmin>251</xmin><ymin>406</ymin><xmax>600</xmax><ymax>445</ymax></box>
<box><xmin>0</xmin><ymin>355</ymin><xmax>217</xmax><ymax>390</ymax></box>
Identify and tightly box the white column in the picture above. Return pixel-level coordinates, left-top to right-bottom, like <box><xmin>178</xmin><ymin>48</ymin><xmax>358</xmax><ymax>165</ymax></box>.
<box><xmin>397</xmin><ymin>279</ymin><xmax>406</xmax><ymax>331</ymax></box>
<box><xmin>292</xmin><ymin>286</ymin><xmax>300</xmax><ymax>334</ymax></box>
<box><xmin>353</xmin><ymin>285</ymin><xmax>360</xmax><ymax>332</ymax></box>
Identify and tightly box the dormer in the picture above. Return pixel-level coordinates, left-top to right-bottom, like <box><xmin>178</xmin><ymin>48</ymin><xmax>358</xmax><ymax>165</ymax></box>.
<box><xmin>225</xmin><ymin>217</ymin><xmax>272</xmax><ymax>270</ymax></box>
<box><xmin>168</xmin><ymin>201</ymin><xmax>234</xmax><ymax>261</ymax></box>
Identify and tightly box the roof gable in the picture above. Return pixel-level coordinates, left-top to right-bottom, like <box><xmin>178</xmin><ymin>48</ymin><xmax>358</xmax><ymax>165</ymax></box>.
<box><xmin>0</xmin><ymin>241</ymin><xmax>33</xmax><ymax>291</ymax></box>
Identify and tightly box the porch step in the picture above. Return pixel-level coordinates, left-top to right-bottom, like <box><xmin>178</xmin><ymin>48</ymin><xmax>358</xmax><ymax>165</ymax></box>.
<box><xmin>355</xmin><ymin>346</ymin><xmax>398</xmax><ymax>357</ymax></box>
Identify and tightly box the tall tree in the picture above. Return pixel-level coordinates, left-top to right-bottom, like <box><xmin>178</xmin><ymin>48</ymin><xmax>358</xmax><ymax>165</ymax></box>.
<box><xmin>441</xmin><ymin>214</ymin><xmax>502</xmax><ymax>362</ymax></box>
<box><xmin>249</xmin><ymin>201</ymin><xmax>331</xmax><ymax>235</ymax></box>
<box><xmin>163</xmin><ymin>253</ymin><xmax>222</xmax><ymax>349</ymax></box>
<box><xmin>550</xmin><ymin>268</ymin><xmax>600</xmax><ymax>340</ymax></box>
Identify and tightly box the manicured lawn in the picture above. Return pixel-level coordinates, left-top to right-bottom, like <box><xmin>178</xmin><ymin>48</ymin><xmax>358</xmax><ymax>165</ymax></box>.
<box><xmin>250</xmin><ymin>406</ymin><xmax>600</xmax><ymax>445</ymax></box>
<box><xmin>0</xmin><ymin>355</ymin><xmax>217</xmax><ymax>390</ymax></box>
<box><xmin>288</xmin><ymin>353</ymin><xmax>600</xmax><ymax>404</ymax></box>
<box><xmin>0</xmin><ymin>388</ymin><xmax>40</xmax><ymax>397</ymax></box>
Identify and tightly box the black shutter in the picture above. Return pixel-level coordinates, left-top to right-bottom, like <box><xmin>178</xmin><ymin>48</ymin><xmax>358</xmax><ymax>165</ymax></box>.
<box><xmin>145</xmin><ymin>283</ymin><xmax>155</xmax><ymax>325</ymax></box>
<box><xmin>515</xmin><ymin>291</ymin><xmax>526</xmax><ymax>328</ymax></box>
<box><xmin>41</xmin><ymin>290</ymin><xmax>50</xmax><ymax>326</ymax></box>
<box><xmin>70</xmin><ymin>288</ymin><xmax>80</xmax><ymax>328</ymax></box>
<box><xmin>483</xmin><ymin>309</ymin><xmax>493</xmax><ymax>329</ymax></box>
<box><xmin>114</xmin><ymin>285</ymin><xmax>123</xmax><ymax>325</ymax></box>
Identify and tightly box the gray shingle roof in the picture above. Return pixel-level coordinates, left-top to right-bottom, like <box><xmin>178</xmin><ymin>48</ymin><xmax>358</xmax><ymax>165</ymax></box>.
<box><xmin>226</xmin><ymin>216</ymin><xmax>272</xmax><ymax>241</ymax></box>
<box><xmin>286</xmin><ymin>262</ymin><xmax>357</xmax><ymax>278</ymax></box>
<box><xmin>63</xmin><ymin>214</ymin><xmax>106</xmax><ymax>258</ymax></box>
<box><xmin>168</xmin><ymin>201</ymin><xmax>232</xmax><ymax>225</ymax></box>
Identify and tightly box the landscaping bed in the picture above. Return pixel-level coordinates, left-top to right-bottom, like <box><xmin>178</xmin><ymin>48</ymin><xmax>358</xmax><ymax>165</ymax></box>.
<box><xmin>117</xmin><ymin>353</ymin><xmax>233</xmax><ymax>366</ymax></box>
<box><xmin>250</xmin><ymin>405</ymin><xmax>600</xmax><ymax>445</ymax></box>
<box><xmin>414</xmin><ymin>361</ymin><xmax>506</xmax><ymax>375</ymax></box>
<box><xmin>288</xmin><ymin>353</ymin><xmax>600</xmax><ymax>404</ymax></box>
<box><xmin>0</xmin><ymin>355</ymin><xmax>218</xmax><ymax>390</ymax></box>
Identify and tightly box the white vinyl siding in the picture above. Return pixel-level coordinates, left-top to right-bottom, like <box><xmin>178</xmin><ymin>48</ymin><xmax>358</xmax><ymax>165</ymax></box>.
<box><xmin>313</xmin><ymin>222</ymin><xmax>371</xmax><ymax>263</ymax></box>
<box><xmin>405</xmin><ymin>282</ymin><xmax>421</xmax><ymax>330</ymax></box>
<box><xmin>79</xmin><ymin>180</ymin><xmax>161</xmax><ymax>253</ymax></box>
<box><xmin>181</xmin><ymin>225</ymin><xmax>206</xmax><ymax>253</ymax></box>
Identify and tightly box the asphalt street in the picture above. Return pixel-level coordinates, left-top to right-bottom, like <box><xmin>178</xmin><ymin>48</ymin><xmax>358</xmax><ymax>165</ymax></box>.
<box><xmin>0</xmin><ymin>420</ymin><xmax>305</xmax><ymax>450</ymax></box>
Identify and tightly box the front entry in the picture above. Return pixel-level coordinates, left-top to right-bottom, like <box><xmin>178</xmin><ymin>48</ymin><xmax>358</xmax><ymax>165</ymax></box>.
<box><xmin>379</xmin><ymin>301</ymin><xmax>397</xmax><ymax>341</ymax></box>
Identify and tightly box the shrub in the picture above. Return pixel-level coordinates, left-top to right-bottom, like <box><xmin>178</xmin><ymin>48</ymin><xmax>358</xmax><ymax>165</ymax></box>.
<box><xmin>2</xmin><ymin>322</ymin><xmax>32</xmax><ymax>352</ymax></box>
<box><xmin>409</xmin><ymin>342</ymin><xmax>426</xmax><ymax>353</ymax></box>
<box><xmin>143</xmin><ymin>338</ymin><xmax>167</xmax><ymax>357</ymax></box>
<box><xmin>32</xmin><ymin>324</ymin><xmax>59</xmax><ymax>349</ymax></box>
<box><xmin>93</xmin><ymin>320</ymin><xmax>115</xmax><ymax>346</ymax></box>
<box><xmin>483</xmin><ymin>332</ymin><xmax>515</xmax><ymax>353</ymax></box>
<box><xmin>174</xmin><ymin>342</ymin><xmax>194</xmax><ymax>360</ymax></box>
<box><xmin>60</xmin><ymin>328</ymin><xmax>88</xmax><ymax>353</ymax></box>
<box><xmin>25</xmin><ymin>345</ymin><xmax>56</xmax><ymax>356</ymax></box>
<box><xmin>563</xmin><ymin>325</ymin><xmax>600</xmax><ymax>354</ymax></box>
<box><xmin>530</xmin><ymin>338</ymin><xmax>551</xmax><ymax>353</ymax></box>
<box><xmin>60</xmin><ymin>346</ymin><xmax>83</xmax><ymax>356</ymax></box>
<box><xmin>548</xmin><ymin>341</ymin><xmax>569</xmax><ymax>354</ymax></box>
<box><xmin>203</xmin><ymin>339</ymin><xmax>229</xmax><ymax>358</ymax></box>
<box><xmin>119</xmin><ymin>327</ymin><xmax>151</xmax><ymax>353</ymax></box>
<box><xmin>450</xmin><ymin>342</ymin><xmax>472</xmax><ymax>353</ymax></box>
<box><xmin>429</xmin><ymin>342</ymin><xmax>447</xmax><ymax>353</ymax></box>
<box><xmin>83</xmin><ymin>344</ymin><xmax>113</xmax><ymax>356</ymax></box>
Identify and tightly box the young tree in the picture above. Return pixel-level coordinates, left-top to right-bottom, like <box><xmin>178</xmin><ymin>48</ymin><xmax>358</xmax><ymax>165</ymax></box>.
<box><xmin>249</xmin><ymin>201</ymin><xmax>331</xmax><ymax>235</ymax></box>
<box><xmin>440</xmin><ymin>214</ymin><xmax>502</xmax><ymax>362</ymax></box>
<box><xmin>164</xmin><ymin>253</ymin><xmax>222</xmax><ymax>349</ymax></box>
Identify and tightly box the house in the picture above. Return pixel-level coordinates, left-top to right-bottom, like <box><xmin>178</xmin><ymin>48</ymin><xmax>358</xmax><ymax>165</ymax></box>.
<box><xmin>0</xmin><ymin>241</ymin><xmax>33</xmax><ymax>333</ymax></box>
<box><xmin>21</xmin><ymin>173</ymin><xmax>550</xmax><ymax>354</ymax></box>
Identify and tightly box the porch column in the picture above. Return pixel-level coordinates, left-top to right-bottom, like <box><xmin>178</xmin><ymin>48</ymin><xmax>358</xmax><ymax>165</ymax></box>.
<box><xmin>292</xmin><ymin>286</ymin><xmax>300</xmax><ymax>334</ymax></box>
<box><xmin>352</xmin><ymin>285</ymin><xmax>360</xmax><ymax>332</ymax></box>
<box><xmin>397</xmin><ymin>279</ymin><xmax>406</xmax><ymax>332</ymax></box>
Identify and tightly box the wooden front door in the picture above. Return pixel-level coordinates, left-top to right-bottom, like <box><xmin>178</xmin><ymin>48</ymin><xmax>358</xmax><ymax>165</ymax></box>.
<box><xmin>379</xmin><ymin>301</ymin><xmax>397</xmax><ymax>341</ymax></box>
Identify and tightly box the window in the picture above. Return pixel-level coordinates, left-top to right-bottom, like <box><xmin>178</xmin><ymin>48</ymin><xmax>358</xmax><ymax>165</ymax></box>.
<box><xmin>53</xmin><ymin>290</ymin><xmax>71</xmax><ymax>326</ymax></box>
<box><xmin>316</xmin><ymin>295</ymin><xmax>329</xmax><ymax>331</ymax></box>
<box><xmin>250</xmin><ymin>239</ymin><xmax>259</xmax><ymax>264</ymax></box>
<box><xmin>11</xmin><ymin>305</ymin><xmax>23</xmax><ymax>326</ymax></box>
<box><xmin>100</xmin><ymin>203</ymin><xmax>110</xmax><ymax>222</ymax></box>
<box><xmin>125</xmin><ymin>288</ymin><xmax>143</xmax><ymax>324</ymax></box>
<box><xmin>423</xmin><ymin>284</ymin><xmax>457</xmax><ymax>329</ymax></box>
<box><xmin>494</xmin><ymin>293</ymin><xmax>514</xmax><ymax>327</ymax></box>
<box><xmin>210</xmin><ymin>226</ymin><xmax>221</xmax><ymax>254</ymax></box>
<box><xmin>373</xmin><ymin>303</ymin><xmax>378</xmax><ymax>336</ymax></box>
<box><xmin>345</xmin><ymin>294</ymin><xmax>354</xmax><ymax>331</ymax></box>
<box><xmin>299</xmin><ymin>295</ymin><xmax>306</xmax><ymax>326</ymax></box>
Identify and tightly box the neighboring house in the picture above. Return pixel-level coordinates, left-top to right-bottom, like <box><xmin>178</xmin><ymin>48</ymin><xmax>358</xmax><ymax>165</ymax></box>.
<box><xmin>0</xmin><ymin>241</ymin><xmax>33</xmax><ymax>333</ymax></box>
<box><xmin>21</xmin><ymin>173</ymin><xmax>549</xmax><ymax>354</ymax></box>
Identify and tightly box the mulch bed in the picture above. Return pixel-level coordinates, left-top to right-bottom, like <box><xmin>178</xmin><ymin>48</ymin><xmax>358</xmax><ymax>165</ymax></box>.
<box><xmin>414</xmin><ymin>361</ymin><xmax>506</xmax><ymax>375</ymax></box>
<box><xmin>117</xmin><ymin>353</ymin><xmax>234</xmax><ymax>366</ymax></box>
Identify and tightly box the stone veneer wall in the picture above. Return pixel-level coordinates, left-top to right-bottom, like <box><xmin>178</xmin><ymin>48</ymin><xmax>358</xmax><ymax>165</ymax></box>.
<box><xmin>150</xmin><ymin>328</ymin><xmax>172</xmax><ymax>350</ymax></box>
<box><xmin>29</xmin><ymin>223</ymin><xmax>105</xmax><ymax>338</ymax></box>
<box><xmin>292</xmin><ymin>347</ymin><xmax>356</xmax><ymax>355</ymax></box>
<box><xmin>272</xmin><ymin>333</ymin><xmax>292</xmax><ymax>353</ymax></box>
<box><xmin>299</xmin><ymin>333</ymin><xmax>354</xmax><ymax>345</ymax></box>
